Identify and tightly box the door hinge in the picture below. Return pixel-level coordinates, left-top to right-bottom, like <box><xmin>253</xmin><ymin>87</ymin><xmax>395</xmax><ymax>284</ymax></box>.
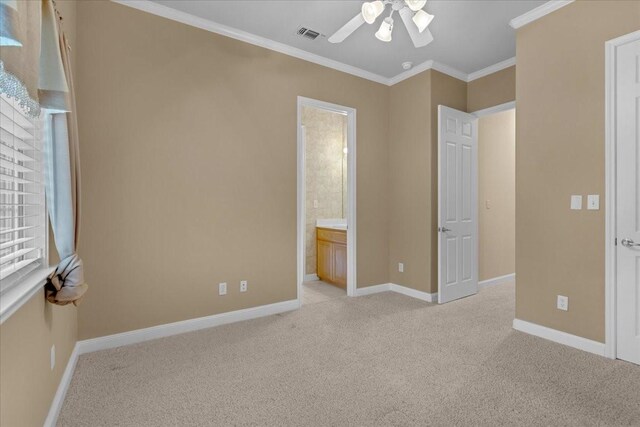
<box><xmin>615</xmin><ymin>237</ymin><xmax>617</xmax><ymax>246</ymax></box>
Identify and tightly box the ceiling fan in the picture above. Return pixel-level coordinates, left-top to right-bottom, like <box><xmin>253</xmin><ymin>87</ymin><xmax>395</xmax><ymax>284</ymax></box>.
<box><xmin>328</xmin><ymin>0</ymin><xmax>434</xmax><ymax>48</ymax></box>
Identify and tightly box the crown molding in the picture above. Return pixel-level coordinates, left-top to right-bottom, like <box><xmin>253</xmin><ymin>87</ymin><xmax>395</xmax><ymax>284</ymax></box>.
<box><xmin>431</xmin><ymin>61</ymin><xmax>469</xmax><ymax>82</ymax></box>
<box><xmin>509</xmin><ymin>0</ymin><xmax>574</xmax><ymax>29</ymax></box>
<box><xmin>387</xmin><ymin>59</ymin><xmax>434</xmax><ymax>85</ymax></box>
<box><xmin>111</xmin><ymin>0</ymin><xmax>515</xmax><ymax>87</ymax></box>
<box><xmin>467</xmin><ymin>56</ymin><xmax>515</xmax><ymax>82</ymax></box>
<box><xmin>388</xmin><ymin>57</ymin><xmax>512</xmax><ymax>85</ymax></box>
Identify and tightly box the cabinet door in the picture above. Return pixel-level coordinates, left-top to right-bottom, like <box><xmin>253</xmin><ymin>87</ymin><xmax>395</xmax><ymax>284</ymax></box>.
<box><xmin>317</xmin><ymin>240</ymin><xmax>333</xmax><ymax>281</ymax></box>
<box><xmin>333</xmin><ymin>243</ymin><xmax>347</xmax><ymax>288</ymax></box>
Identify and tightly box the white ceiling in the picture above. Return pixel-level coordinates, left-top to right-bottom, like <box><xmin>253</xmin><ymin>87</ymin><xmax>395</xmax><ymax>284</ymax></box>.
<box><xmin>149</xmin><ymin>0</ymin><xmax>545</xmax><ymax>80</ymax></box>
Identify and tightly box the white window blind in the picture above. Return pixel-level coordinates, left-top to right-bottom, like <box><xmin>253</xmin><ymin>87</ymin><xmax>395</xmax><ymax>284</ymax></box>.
<box><xmin>0</xmin><ymin>93</ymin><xmax>46</xmax><ymax>292</ymax></box>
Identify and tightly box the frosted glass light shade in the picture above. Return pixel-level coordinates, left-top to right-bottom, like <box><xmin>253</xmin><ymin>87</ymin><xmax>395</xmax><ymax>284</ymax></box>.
<box><xmin>375</xmin><ymin>17</ymin><xmax>393</xmax><ymax>42</ymax></box>
<box><xmin>404</xmin><ymin>0</ymin><xmax>427</xmax><ymax>12</ymax></box>
<box><xmin>361</xmin><ymin>1</ymin><xmax>385</xmax><ymax>24</ymax></box>
<box><xmin>412</xmin><ymin>10</ymin><xmax>434</xmax><ymax>33</ymax></box>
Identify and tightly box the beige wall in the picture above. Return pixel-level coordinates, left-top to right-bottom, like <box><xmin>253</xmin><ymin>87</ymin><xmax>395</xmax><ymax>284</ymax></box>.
<box><xmin>388</xmin><ymin>70</ymin><xmax>467</xmax><ymax>294</ymax></box>
<box><xmin>516</xmin><ymin>0</ymin><xmax>640</xmax><ymax>342</ymax></box>
<box><xmin>0</xmin><ymin>291</ymin><xmax>77</xmax><ymax>427</ymax></box>
<box><xmin>478</xmin><ymin>109</ymin><xmax>515</xmax><ymax>281</ymax></box>
<box><xmin>467</xmin><ymin>66</ymin><xmax>516</xmax><ymax>113</ymax></box>
<box><xmin>302</xmin><ymin>106</ymin><xmax>347</xmax><ymax>275</ymax></box>
<box><xmin>388</xmin><ymin>71</ymin><xmax>431</xmax><ymax>290</ymax></box>
<box><xmin>75</xmin><ymin>1</ymin><xmax>390</xmax><ymax>340</ymax></box>
<box><xmin>0</xmin><ymin>3</ymin><xmax>79</xmax><ymax>426</ymax></box>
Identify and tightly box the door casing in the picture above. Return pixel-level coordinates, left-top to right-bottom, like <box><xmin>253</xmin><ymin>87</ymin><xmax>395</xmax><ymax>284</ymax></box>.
<box><xmin>296</xmin><ymin>96</ymin><xmax>357</xmax><ymax>305</ymax></box>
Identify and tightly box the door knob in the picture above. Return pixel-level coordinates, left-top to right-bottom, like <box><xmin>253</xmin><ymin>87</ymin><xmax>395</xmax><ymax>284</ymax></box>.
<box><xmin>621</xmin><ymin>238</ymin><xmax>640</xmax><ymax>248</ymax></box>
<box><xmin>439</xmin><ymin>227</ymin><xmax>451</xmax><ymax>233</ymax></box>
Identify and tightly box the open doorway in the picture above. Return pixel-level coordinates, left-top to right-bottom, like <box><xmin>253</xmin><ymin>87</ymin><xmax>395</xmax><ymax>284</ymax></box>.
<box><xmin>437</xmin><ymin>102</ymin><xmax>515</xmax><ymax>304</ymax></box>
<box><xmin>476</xmin><ymin>104</ymin><xmax>516</xmax><ymax>289</ymax></box>
<box><xmin>297</xmin><ymin>97</ymin><xmax>356</xmax><ymax>306</ymax></box>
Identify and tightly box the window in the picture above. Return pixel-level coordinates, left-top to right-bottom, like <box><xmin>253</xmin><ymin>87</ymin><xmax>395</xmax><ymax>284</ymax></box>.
<box><xmin>0</xmin><ymin>93</ymin><xmax>46</xmax><ymax>293</ymax></box>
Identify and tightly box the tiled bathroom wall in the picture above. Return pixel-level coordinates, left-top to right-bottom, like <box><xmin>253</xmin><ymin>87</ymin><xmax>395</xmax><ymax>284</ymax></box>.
<box><xmin>302</xmin><ymin>106</ymin><xmax>348</xmax><ymax>276</ymax></box>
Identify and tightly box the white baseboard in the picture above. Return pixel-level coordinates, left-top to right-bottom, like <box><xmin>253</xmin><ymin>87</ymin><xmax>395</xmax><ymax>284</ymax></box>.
<box><xmin>512</xmin><ymin>319</ymin><xmax>606</xmax><ymax>357</ymax></box>
<box><xmin>355</xmin><ymin>283</ymin><xmax>391</xmax><ymax>296</ymax></box>
<box><xmin>390</xmin><ymin>284</ymin><xmax>438</xmax><ymax>303</ymax></box>
<box><xmin>304</xmin><ymin>274</ymin><xmax>319</xmax><ymax>282</ymax></box>
<box><xmin>354</xmin><ymin>283</ymin><xmax>437</xmax><ymax>303</ymax></box>
<box><xmin>479</xmin><ymin>273</ymin><xmax>515</xmax><ymax>289</ymax></box>
<box><xmin>76</xmin><ymin>299</ymin><xmax>299</xmax><ymax>354</ymax></box>
<box><xmin>358</xmin><ymin>277</ymin><xmax>509</xmax><ymax>301</ymax></box>
<box><xmin>43</xmin><ymin>344</ymin><xmax>79</xmax><ymax>427</ymax></box>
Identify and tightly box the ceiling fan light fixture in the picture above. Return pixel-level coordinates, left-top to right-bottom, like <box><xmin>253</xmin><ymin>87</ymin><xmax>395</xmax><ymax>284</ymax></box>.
<box><xmin>375</xmin><ymin>17</ymin><xmax>394</xmax><ymax>42</ymax></box>
<box><xmin>361</xmin><ymin>1</ymin><xmax>385</xmax><ymax>24</ymax></box>
<box><xmin>412</xmin><ymin>10</ymin><xmax>434</xmax><ymax>33</ymax></box>
<box><xmin>404</xmin><ymin>0</ymin><xmax>427</xmax><ymax>12</ymax></box>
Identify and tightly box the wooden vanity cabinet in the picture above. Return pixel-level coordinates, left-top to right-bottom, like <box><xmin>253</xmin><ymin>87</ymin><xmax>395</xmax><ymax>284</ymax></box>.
<box><xmin>316</xmin><ymin>227</ymin><xmax>347</xmax><ymax>289</ymax></box>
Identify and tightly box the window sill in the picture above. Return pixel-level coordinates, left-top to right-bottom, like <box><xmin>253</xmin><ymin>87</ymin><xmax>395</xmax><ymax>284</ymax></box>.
<box><xmin>0</xmin><ymin>266</ymin><xmax>55</xmax><ymax>325</ymax></box>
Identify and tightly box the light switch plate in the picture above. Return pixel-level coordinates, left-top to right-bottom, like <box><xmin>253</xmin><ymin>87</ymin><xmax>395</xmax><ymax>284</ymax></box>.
<box><xmin>398</xmin><ymin>263</ymin><xmax>404</xmax><ymax>273</ymax></box>
<box><xmin>218</xmin><ymin>282</ymin><xmax>227</xmax><ymax>296</ymax></box>
<box><xmin>587</xmin><ymin>195</ymin><xmax>600</xmax><ymax>210</ymax></box>
<box><xmin>570</xmin><ymin>195</ymin><xmax>582</xmax><ymax>210</ymax></box>
<box><xmin>557</xmin><ymin>295</ymin><xmax>569</xmax><ymax>311</ymax></box>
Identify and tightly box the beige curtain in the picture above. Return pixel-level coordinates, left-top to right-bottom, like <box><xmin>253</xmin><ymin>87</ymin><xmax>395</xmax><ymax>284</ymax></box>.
<box><xmin>44</xmin><ymin>1</ymin><xmax>87</xmax><ymax>305</ymax></box>
<box><xmin>1</xmin><ymin>0</ymin><xmax>86</xmax><ymax>304</ymax></box>
<box><xmin>38</xmin><ymin>0</ymin><xmax>69</xmax><ymax>111</ymax></box>
<box><xmin>0</xmin><ymin>0</ymin><xmax>68</xmax><ymax>116</ymax></box>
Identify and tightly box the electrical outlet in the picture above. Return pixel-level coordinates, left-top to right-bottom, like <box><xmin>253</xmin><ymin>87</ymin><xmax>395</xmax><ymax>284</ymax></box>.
<box><xmin>240</xmin><ymin>280</ymin><xmax>248</xmax><ymax>292</ymax></box>
<box><xmin>313</xmin><ymin>199</ymin><xmax>319</xmax><ymax>208</ymax></box>
<box><xmin>587</xmin><ymin>195</ymin><xmax>600</xmax><ymax>210</ymax></box>
<box><xmin>50</xmin><ymin>345</ymin><xmax>55</xmax><ymax>371</ymax></box>
<box><xmin>218</xmin><ymin>282</ymin><xmax>227</xmax><ymax>296</ymax></box>
<box><xmin>398</xmin><ymin>263</ymin><xmax>404</xmax><ymax>273</ymax></box>
<box><xmin>557</xmin><ymin>295</ymin><xmax>569</xmax><ymax>311</ymax></box>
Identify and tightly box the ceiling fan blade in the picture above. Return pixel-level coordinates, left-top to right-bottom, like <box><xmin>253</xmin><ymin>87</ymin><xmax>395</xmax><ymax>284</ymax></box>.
<box><xmin>328</xmin><ymin>13</ymin><xmax>366</xmax><ymax>43</ymax></box>
<box><xmin>399</xmin><ymin>7</ymin><xmax>434</xmax><ymax>48</ymax></box>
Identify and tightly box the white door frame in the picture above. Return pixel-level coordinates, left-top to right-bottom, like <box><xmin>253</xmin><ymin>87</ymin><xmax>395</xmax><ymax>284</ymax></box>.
<box><xmin>472</xmin><ymin>101</ymin><xmax>516</xmax><ymax>118</ymax></box>
<box><xmin>471</xmin><ymin>101</ymin><xmax>516</xmax><ymax>290</ymax></box>
<box><xmin>604</xmin><ymin>30</ymin><xmax>640</xmax><ymax>359</ymax></box>
<box><xmin>297</xmin><ymin>96</ymin><xmax>357</xmax><ymax>305</ymax></box>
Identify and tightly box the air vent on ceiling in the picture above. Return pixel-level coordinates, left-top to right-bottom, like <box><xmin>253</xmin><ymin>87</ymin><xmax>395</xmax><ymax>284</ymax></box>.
<box><xmin>296</xmin><ymin>26</ymin><xmax>321</xmax><ymax>41</ymax></box>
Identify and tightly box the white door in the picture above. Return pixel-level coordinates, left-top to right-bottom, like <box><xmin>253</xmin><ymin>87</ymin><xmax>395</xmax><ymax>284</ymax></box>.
<box><xmin>616</xmin><ymin>37</ymin><xmax>640</xmax><ymax>365</ymax></box>
<box><xmin>438</xmin><ymin>106</ymin><xmax>478</xmax><ymax>304</ymax></box>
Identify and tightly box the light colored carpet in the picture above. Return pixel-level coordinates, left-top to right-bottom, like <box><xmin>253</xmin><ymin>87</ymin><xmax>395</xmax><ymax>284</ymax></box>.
<box><xmin>302</xmin><ymin>280</ymin><xmax>345</xmax><ymax>305</ymax></box>
<box><xmin>58</xmin><ymin>282</ymin><xmax>640</xmax><ymax>426</ymax></box>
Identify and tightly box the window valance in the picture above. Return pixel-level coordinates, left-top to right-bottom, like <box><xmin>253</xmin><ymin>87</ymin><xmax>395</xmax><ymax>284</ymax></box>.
<box><xmin>0</xmin><ymin>0</ymin><xmax>70</xmax><ymax>117</ymax></box>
